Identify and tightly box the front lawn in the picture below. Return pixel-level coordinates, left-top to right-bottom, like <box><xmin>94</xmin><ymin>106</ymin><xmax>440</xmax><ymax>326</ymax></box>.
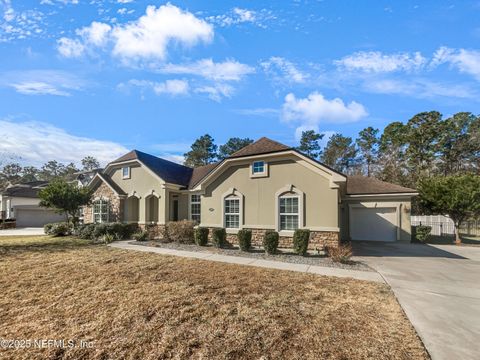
<box><xmin>0</xmin><ymin>236</ymin><xmax>428</xmax><ymax>359</ymax></box>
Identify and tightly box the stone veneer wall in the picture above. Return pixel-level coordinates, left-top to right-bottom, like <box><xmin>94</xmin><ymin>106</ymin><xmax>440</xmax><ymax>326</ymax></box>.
<box><xmin>207</xmin><ymin>228</ymin><xmax>339</xmax><ymax>249</ymax></box>
<box><xmin>84</xmin><ymin>182</ymin><xmax>123</xmax><ymax>223</ymax></box>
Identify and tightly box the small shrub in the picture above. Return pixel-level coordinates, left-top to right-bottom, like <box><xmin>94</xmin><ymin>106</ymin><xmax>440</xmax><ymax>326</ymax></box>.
<box><xmin>194</xmin><ymin>227</ymin><xmax>209</xmax><ymax>246</ymax></box>
<box><xmin>166</xmin><ymin>220</ymin><xmax>195</xmax><ymax>243</ymax></box>
<box><xmin>103</xmin><ymin>233</ymin><xmax>115</xmax><ymax>244</ymax></box>
<box><xmin>412</xmin><ymin>225</ymin><xmax>432</xmax><ymax>243</ymax></box>
<box><xmin>75</xmin><ymin>223</ymin><xmax>96</xmax><ymax>239</ymax></box>
<box><xmin>293</xmin><ymin>229</ymin><xmax>310</xmax><ymax>256</ymax></box>
<box><xmin>238</xmin><ymin>229</ymin><xmax>252</xmax><ymax>251</ymax></box>
<box><xmin>263</xmin><ymin>230</ymin><xmax>279</xmax><ymax>255</ymax></box>
<box><xmin>133</xmin><ymin>230</ymin><xmax>148</xmax><ymax>242</ymax></box>
<box><xmin>44</xmin><ymin>223</ymin><xmax>54</xmax><ymax>235</ymax></box>
<box><xmin>212</xmin><ymin>228</ymin><xmax>226</xmax><ymax>248</ymax></box>
<box><xmin>327</xmin><ymin>244</ymin><xmax>353</xmax><ymax>264</ymax></box>
<box><xmin>45</xmin><ymin>222</ymin><xmax>72</xmax><ymax>237</ymax></box>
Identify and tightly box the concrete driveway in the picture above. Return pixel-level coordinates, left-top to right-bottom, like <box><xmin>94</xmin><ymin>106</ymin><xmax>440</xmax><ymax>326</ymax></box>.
<box><xmin>353</xmin><ymin>241</ymin><xmax>480</xmax><ymax>360</ymax></box>
<box><xmin>0</xmin><ymin>227</ymin><xmax>45</xmax><ymax>236</ymax></box>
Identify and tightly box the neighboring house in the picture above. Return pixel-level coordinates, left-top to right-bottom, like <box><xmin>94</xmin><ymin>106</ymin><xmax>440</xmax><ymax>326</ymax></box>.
<box><xmin>84</xmin><ymin>137</ymin><xmax>417</xmax><ymax>247</ymax></box>
<box><xmin>0</xmin><ymin>181</ymin><xmax>65</xmax><ymax>227</ymax></box>
<box><xmin>68</xmin><ymin>168</ymin><xmax>103</xmax><ymax>187</ymax></box>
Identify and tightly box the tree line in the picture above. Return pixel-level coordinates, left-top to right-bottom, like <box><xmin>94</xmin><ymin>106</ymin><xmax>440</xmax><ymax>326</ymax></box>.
<box><xmin>183</xmin><ymin>111</ymin><xmax>480</xmax><ymax>189</ymax></box>
<box><xmin>0</xmin><ymin>156</ymin><xmax>100</xmax><ymax>191</ymax></box>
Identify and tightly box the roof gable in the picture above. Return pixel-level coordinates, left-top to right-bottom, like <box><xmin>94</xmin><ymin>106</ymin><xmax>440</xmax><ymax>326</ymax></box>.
<box><xmin>90</xmin><ymin>173</ymin><xmax>126</xmax><ymax>196</ymax></box>
<box><xmin>109</xmin><ymin>150</ymin><xmax>193</xmax><ymax>187</ymax></box>
<box><xmin>346</xmin><ymin>176</ymin><xmax>416</xmax><ymax>195</ymax></box>
<box><xmin>228</xmin><ymin>137</ymin><xmax>290</xmax><ymax>158</ymax></box>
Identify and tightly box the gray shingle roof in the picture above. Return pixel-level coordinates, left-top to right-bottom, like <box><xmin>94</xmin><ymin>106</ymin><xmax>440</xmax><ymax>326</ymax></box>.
<box><xmin>2</xmin><ymin>181</ymin><xmax>49</xmax><ymax>198</ymax></box>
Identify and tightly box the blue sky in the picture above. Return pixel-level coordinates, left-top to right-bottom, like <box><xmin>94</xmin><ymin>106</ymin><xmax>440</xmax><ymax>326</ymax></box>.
<box><xmin>1</xmin><ymin>0</ymin><xmax>480</xmax><ymax>166</ymax></box>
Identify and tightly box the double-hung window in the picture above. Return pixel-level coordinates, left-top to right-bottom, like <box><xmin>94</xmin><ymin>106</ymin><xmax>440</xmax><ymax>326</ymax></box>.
<box><xmin>279</xmin><ymin>196</ymin><xmax>299</xmax><ymax>231</ymax></box>
<box><xmin>93</xmin><ymin>199</ymin><xmax>109</xmax><ymax>223</ymax></box>
<box><xmin>122</xmin><ymin>166</ymin><xmax>130</xmax><ymax>179</ymax></box>
<box><xmin>224</xmin><ymin>197</ymin><xmax>240</xmax><ymax>228</ymax></box>
<box><xmin>190</xmin><ymin>194</ymin><xmax>201</xmax><ymax>223</ymax></box>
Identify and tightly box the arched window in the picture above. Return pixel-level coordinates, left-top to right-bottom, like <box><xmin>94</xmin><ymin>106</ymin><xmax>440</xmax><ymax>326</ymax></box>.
<box><xmin>93</xmin><ymin>199</ymin><xmax>109</xmax><ymax>223</ymax></box>
<box><xmin>275</xmin><ymin>185</ymin><xmax>304</xmax><ymax>232</ymax></box>
<box><xmin>279</xmin><ymin>194</ymin><xmax>299</xmax><ymax>231</ymax></box>
<box><xmin>222</xmin><ymin>188</ymin><xmax>244</xmax><ymax>229</ymax></box>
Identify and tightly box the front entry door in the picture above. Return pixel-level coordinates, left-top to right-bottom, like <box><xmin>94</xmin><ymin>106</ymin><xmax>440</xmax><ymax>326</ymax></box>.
<box><xmin>173</xmin><ymin>200</ymin><xmax>179</xmax><ymax>221</ymax></box>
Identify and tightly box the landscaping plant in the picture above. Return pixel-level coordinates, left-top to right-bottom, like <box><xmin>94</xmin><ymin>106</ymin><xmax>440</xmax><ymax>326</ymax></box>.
<box><xmin>44</xmin><ymin>222</ymin><xmax>72</xmax><ymax>237</ymax></box>
<box><xmin>132</xmin><ymin>230</ymin><xmax>148</xmax><ymax>242</ymax></box>
<box><xmin>194</xmin><ymin>227</ymin><xmax>209</xmax><ymax>246</ymax></box>
<box><xmin>293</xmin><ymin>229</ymin><xmax>310</xmax><ymax>256</ymax></box>
<box><xmin>212</xmin><ymin>228</ymin><xmax>226</xmax><ymax>248</ymax></box>
<box><xmin>327</xmin><ymin>244</ymin><xmax>353</xmax><ymax>264</ymax></box>
<box><xmin>166</xmin><ymin>220</ymin><xmax>195</xmax><ymax>243</ymax></box>
<box><xmin>412</xmin><ymin>225</ymin><xmax>432</xmax><ymax>243</ymax></box>
<box><xmin>237</xmin><ymin>229</ymin><xmax>252</xmax><ymax>251</ymax></box>
<box><xmin>263</xmin><ymin>230</ymin><xmax>279</xmax><ymax>255</ymax></box>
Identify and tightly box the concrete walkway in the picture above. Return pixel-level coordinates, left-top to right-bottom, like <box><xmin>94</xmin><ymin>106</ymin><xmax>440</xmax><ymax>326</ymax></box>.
<box><xmin>0</xmin><ymin>227</ymin><xmax>45</xmax><ymax>236</ymax></box>
<box><xmin>354</xmin><ymin>241</ymin><xmax>480</xmax><ymax>360</ymax></box>
<box><xmin>109</xmin><ymin>241</ymin><xmax>385</xmax><ymax>283</ymax></box>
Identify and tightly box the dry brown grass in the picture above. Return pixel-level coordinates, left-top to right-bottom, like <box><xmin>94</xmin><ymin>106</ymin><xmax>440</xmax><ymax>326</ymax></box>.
<box><xmin>0</xmin><ymin>236</ymin><xmax>429</xmax><ymax>360</ymax></box>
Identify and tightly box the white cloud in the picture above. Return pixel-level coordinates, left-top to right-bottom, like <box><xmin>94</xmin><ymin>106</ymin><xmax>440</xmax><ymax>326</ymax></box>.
<box><xmin>261</xmin><ymin>56</ymin><xmax>308</xmax><ymax>83</ymax></box>
<box><xmin>2</xmin><ymin>70</ymin><xmax>86</xmax><ymax>96</ymax></box>
<box><xmin>194</xmin><ymin>84</ymin><xmax>234</xmax><ymax>102</ymax></box>
<box><xmin>57</xmin><ymin>37</ymin><xmax>85</xmax><ymax>57</ymax></box>
<box><xmin>364</xmin><ymin>78</ymin><xmax>477</xmax><ymax>99</ymax></box>
<box><xmin>111</xmin><ymin>4</ymin><xmax>213</xmax><ymax>62</ymax></box>
<box><xmin>56</xmin><ymin>4</ymin><xmax>213</xmax><ymax>62</ymax></box>
<box><xmin>0</xmin><ymin>120</ymin><xmax>127</xmax><ymax>166</ymax></box>
<box><xmin>122</xmin><ymin>78</ymin><xmax>189</xmax><ymax>96</ymax></box>
<box><xmin>431</xmin><ymin>47</ymin><xmax>480</xmax><ymax>80</ymax></box>
<box><xmin>117</xmin><ymin>0</ymin><xmax>134</xmax><ymax>3</ymax></box>
<box><xmin>76</xmin><ymin>21</ymin><xmax>111</xmax><ymax>46</ymax></box>
<box><xmin>159</xmin><ymin>58</ymin><xmax>255</xmax><ymax>81</ymax></box>
<box><xmin>0</xmin><ymin>0</ymin><xmax>45</xmax><ymax>42</ymax></box>
<box><xmin>207</xmin><ymin>7</ymin><xmax>273</xmax><ymax>28</ymax></box>
<box><xmin>282</xmin><ymin>92</ymin><xmax>368</xmax><ymax>135</ymax></box>
<box><xmin>10</xmin><ymin>82</ymin><xmax>70</xmax><ymax>96</ymax></box>
<box><xmin>335</xmin><ymin>51</ymin><xmax>427</xmax><ymax>73</ymax></box>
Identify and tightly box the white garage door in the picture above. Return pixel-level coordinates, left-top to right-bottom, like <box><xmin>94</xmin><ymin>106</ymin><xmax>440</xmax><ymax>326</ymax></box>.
<box><xmin>15</xmin><ymin>208</ymin><xmax>65</xmax><ymax>227</ymax></box>
<box><xmin>350</xmin><ymin>207</ymin><xmax>397</xmax><ymax>242</ymax></box>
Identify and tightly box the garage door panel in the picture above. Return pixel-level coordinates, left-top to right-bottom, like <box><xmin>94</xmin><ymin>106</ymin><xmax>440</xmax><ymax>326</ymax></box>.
<box><xmin>16</xmin><ymin>209</ymin><xmax>65</xmax><ymax>227</ymax></box>
<box><xmin>350</xmin><ymin>207</ymin><xmax>397</xmax><ymax>242</ymax></box>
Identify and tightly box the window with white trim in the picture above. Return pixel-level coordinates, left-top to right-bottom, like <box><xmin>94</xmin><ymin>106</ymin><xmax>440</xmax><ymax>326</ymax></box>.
<box><xmin>93</xmin><ymin>199</ymin><xmax>109</xmax><ymax>223</ymax></box>
<box><xmin>252</xmin><ymin>161</ymin><xmax>265</xmax><ymax>174</ymax></box>
<box><xmin>190</xmin><ymin>194</ymin><xmax>201</xmax><ymax>223</ymax></box>
<box><xmin>122</xmin><ymin>166</ymin><xmax>130</xmax><ymax>179</ymax></box>
<box><xmin>224</xmin><ymin>197</ymin><xmax>240</xmax><ymax>228</ymax></box>
<box><xmin>279</xmin><ymin>195</ymin><xmax>299</xmax><ymax>231</ymax></box>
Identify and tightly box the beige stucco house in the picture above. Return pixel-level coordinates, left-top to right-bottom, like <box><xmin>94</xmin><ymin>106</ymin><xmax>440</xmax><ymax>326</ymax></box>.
<box><xmin>84</xmin><ymin>137</ymin><xmax>417</xmax><ymax>247</ymax></box>
<box><xmin>0</xmin><ymin>181</ymin><xmax>65</xmax><ymax>227</ymax></box>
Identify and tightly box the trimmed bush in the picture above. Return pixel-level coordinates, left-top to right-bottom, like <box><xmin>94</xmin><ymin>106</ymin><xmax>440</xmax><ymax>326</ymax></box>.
<box><xmin>238</xmin><ymin>229</ymin><xmax>252</xmax><ymax>251</ymax></box>
<box><xmin>44</xmin><ymin>223</ymin><xmax>54</xmax><ymax>235</ymax></box>
<box><xmin>166</xmin><ymin>220</ymin><xmax>195</xmax><ymax>243</ymax></box>
<box><xmin>293</xmin><ymin>229</ymin><xmax>310</xmax><ymax>256</ymax></box>
<box><xmin>133</xmin><ymin>230</ymin><xmax>148</xmax><ymax>242</ymax></box>
<box><xmin>212</xmin><ymin>228</ymin><xmax>226</xmax><ymax>248</ymax></box>
<box><xmin>412</xmin><ymin>225</ymin><xmax>432</xmax><ymax>243</ymax></box>
<box><xmin>45</xmin><ymin>222</ymin><xmax>72</xmax><ymax>237</ymax></box>
<box><xmin>263</xmin><ymin>230</ymin><xmax>279</xmax><ymax>255</ymax></box>
<box><xmin>194</xmin><ymin>227</ymin><xmax>209</xmax><ymax>246</ymax></box>
<box><xmin>327</xmin><ymin>244</ymin><xmax>353</xmax><ymax>264</ymax></box>
<box><xmin>75</xmin><ymin>223</ymin><xmax>96</xmax><ymax>239</ymax></box>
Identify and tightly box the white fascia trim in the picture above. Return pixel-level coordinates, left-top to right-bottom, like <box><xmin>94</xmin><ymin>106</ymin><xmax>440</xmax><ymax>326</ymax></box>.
<box><xmin>193</xmin><ymin>150</ymin><xmax>346</xmax><ymax>191</ymax></box>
